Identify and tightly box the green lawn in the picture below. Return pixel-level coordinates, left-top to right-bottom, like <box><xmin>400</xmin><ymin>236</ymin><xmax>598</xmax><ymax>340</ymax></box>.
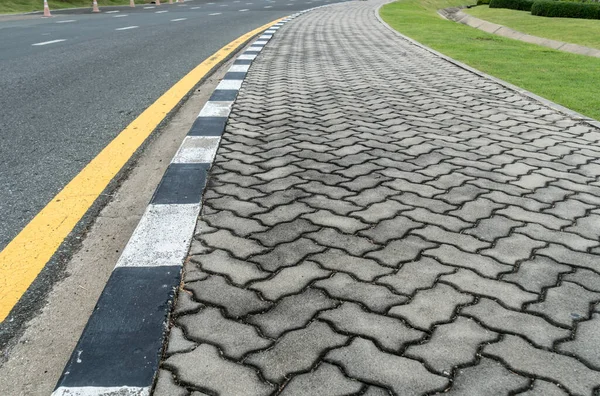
<box><xmin>0</xmin><ymin>0</ymin><xmax>150</xmax><ymax>14</ymax></box>
<box><xmin>466</xmin><ymin>5</ymin><xmax>600</xmax><ymax>50</ymax></box>
<box><xmin>380</xmin><ymin>0</ymin><xmax>600</xmax><ymax>121</ymax></box>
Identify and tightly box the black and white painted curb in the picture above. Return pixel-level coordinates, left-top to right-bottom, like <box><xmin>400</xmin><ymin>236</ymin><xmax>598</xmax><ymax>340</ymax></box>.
<box><xmin>51</xmin><ymin>12</ymin><xmax>314</xmax><ymax>396</ymax></box>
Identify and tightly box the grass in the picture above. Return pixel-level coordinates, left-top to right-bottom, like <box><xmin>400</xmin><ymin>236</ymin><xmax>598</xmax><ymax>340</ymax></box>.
<box><xmin>380</xmin><ymin>0</ymin><xmax>600</xmax><ymax>121</ymax></box>
<box><xmin>466</xmin><ymin>5</ymin><xmax>600</xmax><ymax>50</ymax></box>
<box><xmin>0</xmin><ymin>0</ymin><xmax>150</xmax><ymax>14</ymax></box>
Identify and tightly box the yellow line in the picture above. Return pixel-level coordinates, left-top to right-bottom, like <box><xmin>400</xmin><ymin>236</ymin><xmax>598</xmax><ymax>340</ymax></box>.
<box><xmin>0</xmin><ymin>17</ymin><xmax>284</xmax><ymax>322</ymax></box>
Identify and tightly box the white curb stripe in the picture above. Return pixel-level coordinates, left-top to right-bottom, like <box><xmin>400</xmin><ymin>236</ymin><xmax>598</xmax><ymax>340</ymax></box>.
<box><xmin>229</xmin><ymin>64</ymin><xmax>251</xmax><ymax>72</ymax></box>
<box><xmin>216</xmin><ymin>79</ymin><xmax>243</xmax><ymax>90</ymax></box>
<box><xmin>172</xmin><ymin>136</ymin><xmax>221</xmax><ymax>164</ymax></box>
<box><xmin>114</xmin><ymin>204</ymin><xmax>201</xmax><ymax>269</ymax></box>
<box><xmin>198</xmin><ymin>101</ymin><xmax>233</xmax><ymax>117</ymax></box>
<box><xmin>52</xmin><ymin>386</ymin><xmax>149</xmax><ymax>396</ymax></box>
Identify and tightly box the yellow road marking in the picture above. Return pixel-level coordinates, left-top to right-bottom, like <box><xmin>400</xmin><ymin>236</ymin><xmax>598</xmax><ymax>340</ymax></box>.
<box><xmin>0</xmin><ymin>18</ymin><xmax>284</xmax><ymax>322</ymax></box>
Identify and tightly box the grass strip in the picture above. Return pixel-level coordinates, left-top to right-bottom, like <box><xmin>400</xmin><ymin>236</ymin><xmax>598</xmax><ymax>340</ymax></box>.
<box><xmin>466</xmin><ymin>5</ymin><xmax>600</xmax><ymax>49</ymax></box>
<box><xmin>380</xmin><ymin>0</ymin><xmax>600</xmax><ymax>121</ymax></box>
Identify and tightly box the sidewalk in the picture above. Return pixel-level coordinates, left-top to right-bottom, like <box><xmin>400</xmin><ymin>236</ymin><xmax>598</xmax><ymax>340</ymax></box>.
<box><xmin>156</xmin><ymin>0</ymin><xmax>600</xmax><ymax>394</ymax></box>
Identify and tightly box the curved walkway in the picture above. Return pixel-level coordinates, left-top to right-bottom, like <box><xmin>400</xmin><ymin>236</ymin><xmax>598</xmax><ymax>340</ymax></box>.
<box><xmin>440</xmin><ymin>7</ymin><xmax>600</xmax><ymax>58</ymax></box>
<box><xmin>156</xmin><ymin>0</ymin><xmax>600</xmax><ymax>394</ymax></box>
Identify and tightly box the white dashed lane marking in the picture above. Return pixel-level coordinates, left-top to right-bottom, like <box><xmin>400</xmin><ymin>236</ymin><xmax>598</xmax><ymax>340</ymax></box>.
<box><xmin>56</xmin><ymin>20</ymin><xmax>76</xmax><ymax>23</ymax></box>
<box><xmin>115</xmin><ymin>26</ymin><xmax>139</xmax><ymax>30</ymax></box>
<box><xmin>171</xmin><ymin>18</ymin><xmax>187</xmax><ymax>21</ymax></box>
<box><xmin>106</xmin><ymin>10</ymin><xmax>120</xmax><ymax>13</ymax></box>
<box><xmin>264</xmin><ymin>5</ymin><xmax>272</xmax><ymax>7</ymax></box>
<box><xmin>156</xmin><ymin>10</ymin><xmax>168</xmax><ymax>13</ymax></box>
<box><xmin>32</xmin><ymin>39</ymin><xmax>66</xmax><ymax>46</ymax></box>
<box><xmin>113</xmin><ymin>14</ymin><xmax>128</xmax><ymax>17</ymax></box>
<box><xmin>239</xmin><ymin>8</ymin><xmax>249</xmax><ymax>11</ymax></box>
<box><xmin>143</xmin><ymin>6</ymin><xmax>155</xmax><ymax>9</ymax></box>
<box><xmin>209</xmin><ymin>12</ymin><xmax>222</xmax><ymax>15</ymax></box>
<box><xmin>191</xmin><ymin>6</ymin><xmax>200</xmax><ymax>8</ymax></box>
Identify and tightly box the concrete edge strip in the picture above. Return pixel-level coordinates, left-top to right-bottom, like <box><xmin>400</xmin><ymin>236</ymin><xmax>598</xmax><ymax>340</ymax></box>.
<box><xmin>50</xmin><ymin>13</ymin><xmax>310</xmax><ymax>396</ymax></box>
<box><xmin>375</xmin><ymin>2</ymin><xmax>600</xmax><ymax>131</ymax></box>
<box><xmin>438</xmin><ymin>7</ymin><xmax>600</xmax><ymax>59</ymax></box>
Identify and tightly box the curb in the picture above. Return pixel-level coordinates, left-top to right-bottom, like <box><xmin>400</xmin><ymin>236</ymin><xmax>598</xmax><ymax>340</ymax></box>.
<box><xmin>375</xmin><ymin>2</ymin><xmax>600</xmax><ymax>130</ymax></box>
<box><xmin>438</xmin><ymin>7</ymin><xmax>600</xmax><ymax>59</ymax></box>
<box><xmin>50</xmin><ymin>15</ymin><xmax>299</xmax><ymax>396</ymax></box>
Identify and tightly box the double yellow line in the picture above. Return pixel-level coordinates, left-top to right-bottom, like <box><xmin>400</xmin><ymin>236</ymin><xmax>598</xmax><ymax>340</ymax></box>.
<box><xmin>0</xmin><ymin>18</ymin><xmax>283</xmax><ymax>322</ymax></box>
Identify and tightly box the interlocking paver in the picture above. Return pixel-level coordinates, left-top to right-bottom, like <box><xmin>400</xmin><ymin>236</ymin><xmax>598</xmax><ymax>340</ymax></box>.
<box><xmin>319</xmin><ymin>302</ymin><xmax>424</xmax><ymax>351</ymax></box>
<box><xmin>245</xmin><ymin>321</ymin><xmax>347</xmax><ymax>383</ymax></box>
<box><xmin>178</xmin><ymin>307</ymin><xmax>270</xmax><ymax>359</ymax></box>
<box><xmin>442</xmin><ymin>357</ymin><xmax>529</xmax><ymax>395</ymax></box>
<box><xmin>247</xmin><ymin>289</ymin><xmax>337</xmax><ymax>338</ymax></box>
<box><xmin>484</xmin><ymin>335</ymin><xmax>600</xmax><ymax>395</ymax></box>
<box><xmin>461</xmin><ymin>298</ymin><xmax>570</xmax><ymax>348</ymax></box>
<box><xmin>160</xmin><ymin>1</ymin><xmax>600</xmax><ymax>393</ymax></box>
<box><xmin>326</xmin><ymin>338</ymin><xmax>449</xmax><ymax>396</ymax></box>
<box><xmin>405</xmin><ymin>317</ymin><xmax>497</xmax><ymax>374</ymax></box>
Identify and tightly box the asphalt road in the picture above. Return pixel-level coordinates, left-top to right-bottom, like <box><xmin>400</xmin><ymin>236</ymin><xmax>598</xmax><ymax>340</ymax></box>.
<box><xmin>0</xmin><ymin>0</ymin><xmax>346</xmax><ymax>252</ymax></box>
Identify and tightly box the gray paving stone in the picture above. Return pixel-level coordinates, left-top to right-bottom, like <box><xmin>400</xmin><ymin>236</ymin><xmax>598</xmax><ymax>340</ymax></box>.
<box><xmin>166</xmin><ymin>326</ymin><xmax>197</xmax><ymax>356</ymax></box>
<box><xmin>178</xmin><ymin>307</ymin><xmax>271</xmax><ymax>359</ymax></box>
<box><xmin>496</xmin><ymin>206</ymin><xmax>570</xmax><ymax>230</ymax></box>
<box><xmin>528</xmin><ymin>281</ymin><xmax>600</xmax><ymax>327</ymax></box>
<box><xmin>461</xmin><ymin>298</ymin><xmax>570</xmax><ymax>348</ymax></box>
<box><xmin>250</xmin><ymin>238</ymin><xmax>326</xmax><ymax>272</ymax></box>
<box><xmin>311</xmin><ymin>249</ymin><xmax>393</xmax><ymax>281</ymax></box>
<box><xmin>245</xmin><ymin>321</ymin><xmax>347</xmax><ymax>383</ymax></box>
<box><xmin>517</xmin><ymin>380</ymin><xmax>569</xmax><ymax>396</ymax></box>
<box><xmin>388</xmin><ymin>283</ymin><xmax>474</xmax><ymax>330</ymax></box>
<box><xmin>252</xmin><ymin>219</ymin><xmax>319</xmax><ymax>247</ymax></box>
<box><xmin>200</xmin><ymin>229</ymin><xmax>267</xmax><ymax>259</ymax></box>
<box><xmin>537</xmin><ymin>244</ymin><xmax>600</xmax><ymax>273</ymax></box>
<box><xmin>501</xmin><ymin>256</ymin><xmax>571</xmax><ymax>293</ymax></box>
<box><xmin>250</xmin><ymin>261</ymin><xmax>330</xmax><ymax>301</ymax></box>
<box><xmin>301</xmin><ymin>195</ymin><xmax>361</xmax><ymax>215</ymax></box>
<box><xmin>173</xmin><ymin>289</ymin><xmax>203</xmax><ymax>316</ymax></box>
<box><xmin>326</xmin><ymin>338</ymin><xmax>449</xmax><ymax>396</ymax></box>
<box><xmin>515</xmin><ymin>223</ymin><xmax>597</xmax><ymax>252</ymax></box>
<box><xmin>366</xmin><ymin>236</ymin><xmax>436</xmax><ymax>267</ymax></box>
<box><xmin>186</xmin><ymin>276</ymin><xmax>271</xmax><ymax>318</ymax></box>
<box><xmin>247</xmin><ymin>289</ymin><xmax>338</xmax><ymax>338</ymax></box>
<box><xmin>424</xmin><ymin>245</ymin><xmax>511</xmax><ymax>277</ymax></box>
<box><xmin>192</xmin><ymin>249</ymin><xmax>270</xmax><ymax>286</ymax></box>
<box><xmin>362</xmin><ymin>386</ymin><xmax>392</xmax><ymax>396</ymax></box>
<box><xmin>280</xmin><ymin>363</ymin><xmax>363</xmax><ymax>396</ymax></box>
<box><xmin>377</xmin><ymin>257</ymin><xmax>454</xmax><ymax>295</ymax></box>
<box><xmin>443</xmin><ymin>358</ymin><xmax>529</xmax><ymax>395</ymax></box>
<box><xmin>350</xmin><ymin>200</ymin><xmax>411</xmax><ymax>223</ymax></box>
<box><xmin>314</xmin><ymin>273</ymin><xmax>407</xmax><ymax>313</ymax></box>
<box><xmin>480</xmin><ymin>234</ymin><xmax>546</xmax><ymax>265</ymax></box>
<box><xmin>403</xmin><ymin>208</ymin><xmax>470</xmax><ymax>232</ymax></box>
<box><xmin>406</xmin><ymin>317</ymin><xmax>497</xmax><ymax>374</ymax></box>
<box><xmin>449</xmin><ymin>198</ymin><xmax>504</xmax><ymax>222</ymax></box>
<box><xmin>393</xmin><ymin>192</ymin><xmax>457</xmax><ymax>213</ymax></box>
<box><xmin>319</xmin><ymin>302</ymin><xmax>424</xmax><ymax>351</ymax></box>
<box><xmin>562</xmin><ymin>268</ymin><xmax>600</xmax><ymax>292</ymax></box>
<box><xmin>412</xmin><ymin>225</ymin><xmax>490</xmax><ymax>252</ymax></box>
<box><xmin>153</xmin><ymin>369</ymin><xmax>187</xmax><ymax>396</ymax></box>
<box><xmin>303</xmin><ymin>209</ymin><xmax>369</xmax><ymax>234</ymax></box>
<box><xmin>164</xmin><ymin>344</ymin><xmax>274</xmax><ymax>395</ymax></box>
<box><xmin>203</xmin><ymin>210</ymin><xmax>268</xmax><ymax>237</ymax></box>
<box><xmin>359</xmin><ymin>215</ymin><xmax>423</xmax><ymax>244</ymax></box>
<box><xmin>253</xmin><ymin>202</ymin><xmax>315</xmax><ymax>226</ymax></box>
<box><xmin>306</xmin><ymin>227</ymin><xmax>378</xmax><ymax>256</ymax></box>
<box><xmin>441</xmin><ymin>269</ymin><xmax>537</xmax><ymax>309</ymax></box>
<box><xmin>557</xmin><ymin>313</ymin><xmax>600</xmax><ymax>369</ymax></box>
<box><xmin>483</xmin><ymin>335</ymin><xmax>600</xmax><ymax>395</ymax></box>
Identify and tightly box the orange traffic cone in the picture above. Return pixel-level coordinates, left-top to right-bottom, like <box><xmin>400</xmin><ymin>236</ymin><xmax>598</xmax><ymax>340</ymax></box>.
<box><xmin>43</xmin><ymin>0</ymin><xmax>52</xmax><ymax>17</ymax></box>
<box><xmin>130</xmin><ymin>0</ymin><xmax>135</xmax><ymax>6</ymax></box>
<box><xmin>92</xmin><ymin>0</ymin><xmax>100</xmax><ymax>12</ymax></box>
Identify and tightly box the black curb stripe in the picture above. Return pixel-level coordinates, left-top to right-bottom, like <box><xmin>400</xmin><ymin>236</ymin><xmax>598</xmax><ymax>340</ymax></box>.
<box><xmin>188</xmin><ymin>116</ymin><xmax>228</xmax><ymax>137</ymax></box>
<box><xmin>210</xmin><ymin>89</ymin><xmax>239</xmax><ymax>102</ymax></box>
<box><xmin>234</xmin><ymin>59</ymin><xmax>253</xmax><ymax>65</ymax></box>
<box><xmin>223</xmin><ymin>71</ymin><xmax>247</xmax><ymax>80</ymax></box>
<box><xmin>56</xmin><ymin>266</ymin><xmax>181</xmax><ymax>388</ymax></box>
<box><xmin>151</xmin><ymin>163</ymin><xmax>209</xmax><ymax>205</ymax></box>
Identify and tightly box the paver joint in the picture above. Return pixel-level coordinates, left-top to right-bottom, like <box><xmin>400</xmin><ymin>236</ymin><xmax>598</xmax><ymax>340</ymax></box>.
<box><xmin>156</xmin><ymin>0</ymin><xmax>600</xmax><ymax>395</ymax></box>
